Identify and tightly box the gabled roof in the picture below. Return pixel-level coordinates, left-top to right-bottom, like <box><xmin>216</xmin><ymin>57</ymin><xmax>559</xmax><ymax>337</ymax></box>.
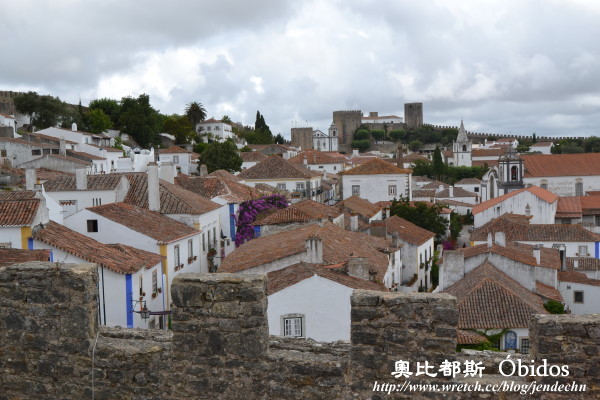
<box><xmin>422</xmin><ymin>180</ymin><xmax>449</xmax><ymax>190</ymax></box>
<box><xmin>0</xmin><ymin>190</ymin><xmax>38</xmax><ymax>200</ymax></box>
<box><xmin>558</xmin><ymin>270</ymin><xmax>600</xmax><ymax>287</ymax></box>
<box><xmin>288</xmin><ymin>150</ymin><xmax>342</xmax><ymax>165</ymax></box>
<box><xmin>238</xmin><ymin>155</ymin><xmax>316</xmax><ymax>180</ymax></box>
<box><xmin>255</xmin><ymin>207</ymin><xmax>315</xmax><ymax>226</ymax></box>
<box><xmin>566</xmin><ymin>257</ymin><xmax>600</xmax><ymax>271</ymax></box>
<box><xmin>87</xmin><ymin>203</ymin><xmax>199</xmax><ymax>244</ymax></box>
<box><xmin>267</xmin><ymin>262</ymin><xmax>384</xmax><ymax>294</ymax></box>
<box><xmin>46</xmin><ymin>154</ymin><xmax>91</xmax><ymax>165</ymax></box>
<box><xmin>44</xmin><ymin>174</ymin><xmax>125</xmax><ymax>192</ymax></box>
<box><xmin>455</xmin><ymin>178</ymin><xmax>481</xmax><ymax>185</ymax></box>
<box><xmin>523</xmin><ymin>153</ymin><xmax>600</xmax><ymax>177</ymax></box>
<box><xmin>444</xmin><ymin>261</ymin><xmax>548</xmax><ymax>329</ymax></box>
<box><xmin>207</xmin><ymin>169</ymin><xmax>242</xmax><ymax>181</ymax></box>
<box><xmin>158</xmin><ymin>145</ymin><xmax>191</xmax><ymax>154</ymax></box>
<box><xmin>471</xmin><ymin>148</ymin><xmax>506</xmax><ymax>157</ymax></box>
<box><xmin>470</xmin><ymin>213</ymin><xmax>600</xmax><ymax>242</ymax></box>
<box><xmin>219</xmin><ymin>222</ymin><xmax>395</xmax><ymax>282</ymax></box>
<box><xmin>340</xmin><ymin>158</ymin><xmax>411</xmax><ymax>175</ymax></box>
<box><xmin>0</xmin><ymin>137</ymin><xmax>57</xmax><ymax>148</ymax></box>
<box><xmin>457</xmin><ymin>330</ymin><xmax>488</xmax><ymax>345</ymax></box>
<box><xmin>556</xmin><ymin>196</ymin><xmax>600</xmax><ymax>218</ymax></box>
<box><xmin>176</xmin><ymin>175</ymin><xmax>259</xmax><ymax>203</ymax></box>
<box><xmin>336</xmin><ymin>195</ymin><xmax>382</xmax><ymax>218</ymax></box>
<box><xmin>0</xmin><ymin>198</ymin><xmax>41</xmax><ymax>227</ymax></box>
<box><xmin>240</xmin><ymin>151</ymin><xmax>268</xmax><ymax>162</ymax></box>
<box><xmin>32</xmin><ymin>221</ymin><xmax>165</xmax><ymax>274</ymax></box>
<box><xmin>535</xmin><ymin>281</ymin><xmax>563</xmax><ymax>302</ymax></box>
<box><xmin>124</xmin><ymin>174</ymin><xmax>221</xmax><ymax>215</ymax></box>
<box><xmin>459</xmin><ymin>242</ymin><xmax>561</xmax><ymax>269</ymax></box>
<box><xmin>0</xmin><ymin>249</ymin><xmax>51</xmax><ymax>266</ymax></box>
<box><xmin>69</xmin><ymin>151</ymin><xmax>106</xmax><ymax>161</ymax></box>
<box><xmin>472</xmin><ymin>186</ymin><xmax>558</xmax><ymax>215</ymax></box>
<box><xmin>291</xmin><ymin>199</ymin><xmax>342</xmax><ymax>219</ymax></box>
<box><xmin>436</xmin><ymin>187</ymin><xmax>478</xmax><ymax>199</ymax></box>
<box><xmin>384</xmin><ymin>216</ymin><xmax>435</xmax><ymax>246</ymax></box>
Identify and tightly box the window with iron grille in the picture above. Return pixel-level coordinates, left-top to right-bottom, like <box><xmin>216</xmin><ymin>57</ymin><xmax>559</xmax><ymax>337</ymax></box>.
<box><xmin>520</xmin><ymin>338</ymin><xmax>530</xmax><ymax>354</ymax></box>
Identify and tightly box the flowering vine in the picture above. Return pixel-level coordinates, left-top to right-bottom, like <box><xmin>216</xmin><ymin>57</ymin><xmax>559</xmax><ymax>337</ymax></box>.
<box><xmin>234</xmin><ymin>194</ymin><xmax>289</xmax><ymax>247</ymax></box>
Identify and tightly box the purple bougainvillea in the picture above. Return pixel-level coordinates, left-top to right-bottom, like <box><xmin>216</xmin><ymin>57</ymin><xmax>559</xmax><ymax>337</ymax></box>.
<box><xmin>234</xmin><ymin>194</ymin><xmax>289</xmax><ymax>247</ymax></box>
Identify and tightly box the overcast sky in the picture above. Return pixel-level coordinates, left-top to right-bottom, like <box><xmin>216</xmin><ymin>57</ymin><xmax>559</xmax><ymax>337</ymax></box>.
<box><xmin>2</xmin><ymin>0</ymin><xmax>600</xmax><ymax>138</ymax></box>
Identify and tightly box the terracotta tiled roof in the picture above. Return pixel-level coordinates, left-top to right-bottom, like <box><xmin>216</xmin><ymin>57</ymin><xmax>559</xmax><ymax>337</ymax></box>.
<box><xmin>436</xmin><ymin>187</ymin><xmax>478</xmax><ymax>199</ymax></box>
<box><xmin>0</xmin><ymin>137</ymin><xmax>57</xmax><ymax>148</ymax></box>
<box><xmin>240</xmin><ymin>151</ymin><xmax>268</xmax><ymax>162</ymax></box>
<box><xmin>219</xmin><ymin>222</ymin><xmax>394</xmax><ymax>282</ymax></box>
<box><xmin>437</xmin><ymin>199</ymin><xmax>474</xmax><ymax>207</ymax></box>
<box><xmin>579</xmin><ymin>196</ymin><xmax>600</xmax><ymax>214</ymax></box>
<box><xmin>69</xmin><ymin>151</ymin><xmax>106</xmax><ymax>161</ymax></box>
<box><xmin>336</xmin><ymin>195</ymin><xmax>382</xmax><ymax>218</ymax></box>
<box><xmin>207</xmin><ymin>169</ymin><xmax>242</xmax><ymax>182</ymax></box>
<box><xmin>32</xmin><ymin>221</ymin><xmax>165</xmax><ymax>274</ymax></box>
<box><xmin>530</xmin><ymin>142</ymin><xmax>553</xmax><ymax>147</ymax></box>
<box><xmin>459</xmin><ymin>242</ymin><xmax>561</xmax><ymax>269</ymax></box>
<box><xmin>87</xmin><ymin>144</ymin><xmax>123</xmax><ymax>152</ymax></box>
<box><xmin>384</xmin><ymin>216</ymin><xmax>435</xmax><ymax>246</ymax></box>
<box><xmin>455</xmin><ymin>178</ymin><xmax>482</xmax><ymax>185</ymax></box>
<box><xmin>0</xmin><ymin>249</ymin><xmax>51</xmax><ymax>266</ymax></box>
<box><xmin>422</xmin><ymin>180</ymin><xmax>449</xmax><ymax>190</ymax></box>
<box><xmin>412</xmin><ymin>189</ymin><xmax>436</xmax><ymax>199</ymax></box>
<box><xmin>0</xmin><ymin>198</ymin><xmax>41</xmax><ymax>227</ymax></box>
<box><xmin>470</xmin><ymin>214</ymin><xmax>600</xmax><ymax>243</ymax></box>
<box><xmin>43</xmin><ymin>174</ymin><xmax>124</xmax><ymax>192</ymax></box>
<box><xmin>471</xmin><ymin>148</ymin><xmax>506</xmax><ymax>157</ymax></box>
<box><xmin>176</xmin><ymin>175</ymin><xmax>259</xmax><ymax>203</ymax></box>
<box><xmin>558</xmin><ymin>270</ymin><xmax>600</xmax><ymax>287</ymax></box>
<box><xmin>444</xmin><ymin>262</ymin><xmax>548</xmax><ymax>329</ymax></box>
<box><xmin>27</xmin><ymin>133</ymin><xmax>78</xmax><ymax>144</ymax></box>
<box><xmin>238</xmin><ymin>155</ymin><xmax>315</xmax><ymax>180</ymax></box>
<box><xmin>124</xmin><ymin>173</ymin><xmax>221</xmax><ymax>215</ymax></box>
<box><xmin>46</xmin><ymin>154</ymin><xmax>92</xmax><ymax>165</ymax></box>
<box><xmin>413</xmin><ymin>176</ymin><xmax>433</xmax><ymax>184</ymax></box>
<box><xmin>292</xmin><ymin>199</ymin><xmax>341</xmax><ymax>219</ymax></box>
<box><xmin>472</xmin><ymin>186</ymin><xmax>558</xmax><ymax>215</ymax></box>
<box><xmin>289</xmin><ymin>150</ymin><xmax>343</xmax><ymax>165</ymax></box>
<box><xmin>523</xmin><ymin>153</ymin><xmax>600</xmax><ymax>177</ymax></box>
<box><xmin>341</xmin><ymin>158</ymin><xmax>411</xmax><ymax>175</ymax></box>
<box><xmin>255</xmin><ymin>207</ymin><xmax>314</xmax><ymax>226</ymax></box>
<box><xmin>566</xmin><ymin>257</ymin><xmax>600</xmax><ymax>271</ymax></box>
<box><xmin>457</xmin><ymin>330</ymin><xmax>488</xmax><ymax>345</ymax></box>
<box><xmin>158</xmin><ymin>145</ymin><xmax>190</xmax><ymax>154</ymax></box>
<box><xmin>556</xmin><ymin>197</ymin><xmax>583</xmax><ymax>218</ymax></box>
<box><xmin>472</xmin><ymin>160</ymin><xmax>497</xmax><ymax>168</ymax></box>
<box><xmin>88</xmin><ymin>202</ymin><xmax>199</xmax><ymax>244</ymax></box>
<box><xmin>535</xmin><ymin>281</ymin><xmax>564</xmax><ymax>302</ymax></box>
<box><xmin>0</xmin><ymin>190</ymin><xmax>38</xmax><ymax>200</ymax></box>
<box><xmin>267</xmin><ymin>262</ymin><xmax>384</xmax><ymax>294</ymax></box>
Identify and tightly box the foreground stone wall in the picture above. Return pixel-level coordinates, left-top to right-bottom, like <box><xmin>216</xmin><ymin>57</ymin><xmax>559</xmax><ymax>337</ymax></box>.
<box><xmin>0</xmin><ymin>262</ymin><xmax>598</xmax><ymax>399</ymax></box>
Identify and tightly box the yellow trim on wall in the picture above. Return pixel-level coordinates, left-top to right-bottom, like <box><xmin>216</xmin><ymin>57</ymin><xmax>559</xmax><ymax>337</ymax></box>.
<box><xmin>159</xmin><ymin>244</ymin><xmax>170</xmax><ymax>310</ymax></box>
<box><xmin>21</xmin><ymin>226</ymin><xmax>32</xmax><ymax>250</ymax></box>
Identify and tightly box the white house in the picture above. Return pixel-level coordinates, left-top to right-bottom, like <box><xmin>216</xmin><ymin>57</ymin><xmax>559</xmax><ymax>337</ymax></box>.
<box><xmin>266</xmin><ymin>263</ymin><xmax>383</xmax><ymax>342</ymax></box>
<box><xmin>196</xmin><ymin>118</ymin><xmax>234</xmax><ymax>142</ymax></box>
<box><xmin>558</xmin><ymin>271</ymin><xmax>600</xmax><ymax>315</ymax></box>
<box><xmin>312</xmin><ymin>124</ymin><xmax>339</xmax><ymax>152</ymax></box>
<box><xmin>240</xmin><ymin>151</ymin><xmax>268</xmax><ymax>171</ymax></box>
<box><xmin>0</xmin><ymin>190</ymin><xmax>48</xmax><ymax>249</ymax></box>
<box><xmin>454</xmin><ymin>178</ymin><xmax>482</xmax><ymax>197</ymax></box>
<box><xmin>238</xmin><ymin>155</ymin><xmax>323</xmax><ymax>202</ymax></box>
<box><xmin>288</xmin><ymin>150</ymin><xmax>345</xmax><ymax>174</ymax></box>
<box><xmin>63</xmin><ymin>202</ymin><xmax>202</xmax><ymax>313</ymax></box>
<box><xmin>472</xmin><ymin>186</ymin><xmax>558</xmax><ymax>228</ymax></box>
<box><xmin>158</xmin><ymin>146</ymin><xmax>194</xmax><ymax>175</ymax></box>
<box><xmin>37</xmin><ymin>125</ymin><xmax>112</xmax><ymax>148</ymax></box>
<box><xmin>529</xmin><ymin>142</ymin><xmax>554</xmax><ymax>155</ymax></box>
<box><xmin>555</xmin><ymin>196</ymin><xmax>600</xmax><ymax>231</ymax></box>
<box><xmin>340</xmin><ymin>158</ymin><xmax>412</xmax><ymax>203</ymax></box>
<box><xmin>361</xmin><ymin>113</ymin><xmax>402</xmax><ymax>124</ymax></box>
<box><xmin>31</xmin><ymin>221</ymin><xmax>166</xmax><ymax>329</ymax></box>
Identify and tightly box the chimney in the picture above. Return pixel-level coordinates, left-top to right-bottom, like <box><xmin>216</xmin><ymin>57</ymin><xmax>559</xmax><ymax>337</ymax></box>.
<box><xmin>353</xmin><ymin>149</ymin><xmax>359</xmax><ymax>156</ymax></box>
<box><xmin>486</xmin><ymin>232</ymin><xmax>493</xmax><ymax>248</ymax></box>
<box><xmin>199</xmin><ymin>164</ymin><xmax>208</xmax><ymax>176</ymax></box>
<box><xmin>59</xmin><ymin>137</ymin><xmax>66</xmax><ymax>156</ymax></box>
<box><xmin>147</xmin><ymin>162</ymin><xmax>160</xmax><ymax>212</ymax></box>
<box><xmin>25</xmin><ymin>169</ymin><xmax>36</xmax><ymax>191</ymax></box>
<box><xmin>72</xmin><ymin>123</ymin><xmax>77</xmax><ymax>132</ymax></box>
<box><xmin>449</xmin><ymin>185</ymin><xmax>454</xmax><ymax>198</ymax></box>
<box><xmin>347</xmin><ymin>256</ymin><xmax>370</xmax><ymax>280</ymax></box>
<box><xmin>159</xmin><ymin>161</ymin><xmax>175</xmax><ymax>184</ymax></box>
<box><xmin>438</xmin><ymin>184</ymin><xmax>444</xmax><ymax>194</ymax></box>
<box><xmin>75</xmin><ymin>168</ymin><xmax>87</xmax><ymax>190</ymax></box>
<box><xmin>494</xmin><ymin>231</ymin><xmax>506</xmax><ymax>247</ymax></box>
<box><xmin>533</xmin><ymin>245</ymin><xmax>541</xmax><ymax>265</ymax></box>
<box><xmin>303</xmin><ymin>155</ymin><xmax>308</xmax><ymax>166</ymax></box>
<box><xmin>370</xmin><ymin>220</ymin><xmax>386</xmax><ymax>237</ymax></box>
<box><xmin>304</xmin><ymin>236</ymin><xmax>323</xmax><ymax>264</ymax></box>
<box><xmin>350</xmin><ymin>213</ymin><xmax>359</xmax><ymax>232</ymax></box>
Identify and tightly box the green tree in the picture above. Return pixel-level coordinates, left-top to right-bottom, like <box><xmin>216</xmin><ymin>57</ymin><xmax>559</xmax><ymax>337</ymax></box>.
<box><xmin>221</xmin><ymin>115</ymin><xmax>233</xmax><ymax>124</ymax></box>
<box><xmin>353</xmin><ymin>128</ymin><xmax>370</xmax><ymax>141</ymax></box>
<box><xmin>246</xmin><ymin>111</ymin><xmax>274</xmax><ymax>144</ymax></box>
<box><xmin>201</xmin><ymin>141</ymin><xmax>243</xmax><ymax>173</ymax></box>
<box><xmin>89</xmin><ymin>98</ymin><xmax>121</xmax><ymax>128</ymax></box>
<box><xmin>239</xmin><ymin>145</ymin><xmax>253</xmax><ymax>152</ymax></box>
<box><xmin>544</xmin><ymin>300</ymin><xmax>565</xmax><ymax>314</ymax></box>
<box><xmin>432</xmin><ymin>146</ymin><xmax>445</xmax><ymax>180</ymax></box>
<box><xmin>185</xmin><ymin>102</ymin><xmax>207</xmax><ymax>129</ymax></box>
<box><xmin>14</xmin><ymin>91</ymin><xmax>67</xmax><ymax>130</ymax></box>
<box><xmin>163</xmin><ymin>114</ymin><xmax>194</xmax><ymax>144</ymax></box>
<box><xmin>193</xmin><ymin>142</ymin><xmax>208</xmax><ymax>154</ymax></box>
<box><xmin>59</xmin><ymin>106</ymin><xmax>84</xmax><ymax>131</ymax></box>
<box><xmin>389</xmin><ymin>129</ymin><xmax>406</xmax><ymax>142</ymax></box>
<box><xmin>583</xmin><ymin>136</ymin><xmax>600</xmax><ymax>153</ymax></box>
<box><xmin>351</xmin><ymin>140</ymin><xmax>370</xmax><ymax>152</ymax></box>
<box><xmin>370</xmin><ymin>129</ymin><xmax>386</xmax><ymax>141</ymax></box>
<box><xmin>118</xmin><ymin>94</ymin><xmax>162</xmax><ymax>148</ymax></box>
<box><xmin>408</xmin><ymin>140</ymin><xmax>423</xmax><ymax>152</ymax></box>
<box><xmin>390</xmin><ymin>197</ymin><xmax>448</xmax><ymax>240</ymax></box>
<box><xmin>274</xmin><ymin>133</ymin><xmax>286</xmax><ymax>144</ymax></box>
<box><xmin>84</xmin><ymin>108</ymin><xmax>113</xmax><ymax>134</ymax></box>
<box><xmin>450</xmin><ymin>213</ymin><xmax>463</xmax><ymax>240</ymax></box>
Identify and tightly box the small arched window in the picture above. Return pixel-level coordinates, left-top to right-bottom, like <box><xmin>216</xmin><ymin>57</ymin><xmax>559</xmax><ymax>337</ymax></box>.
<box><xmin>511</xmin><ymin>166</ymin><xmax>518</xmax><ymax>181</ymax></box>
<box><xmin>575</xmin><ymin>179</ymin><xmax>583</xmax><ymax>196</ymax></box>
<box><xmin>462</xmin><ymin>145</ymin><xmax>467</xmax><ymax>152</ymax></box>
<box><xmin>525</xmin><ymin>204</ymin><xmax>531</xmax><ymax>216</ymax></box>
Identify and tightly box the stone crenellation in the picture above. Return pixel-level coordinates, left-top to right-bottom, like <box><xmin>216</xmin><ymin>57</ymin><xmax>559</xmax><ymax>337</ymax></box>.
<box><xmin>0</xmin><ymin>261</ymin><xmax>598</xmax><ymax>399</ymax></box>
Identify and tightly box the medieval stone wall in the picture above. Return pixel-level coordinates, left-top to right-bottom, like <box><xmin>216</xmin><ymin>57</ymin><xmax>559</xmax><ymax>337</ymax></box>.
<box><xmin>332</xmin><ymin>110</ymin><xmax>362</xmax><ymax>151</ymax></box>
<box><xmin>0</xmin><ymin>261</ymin><xmax>598</xmax><ymax>399</ymax></box>
<box><xmin>290</xmin><ymin>127</ymin><xmax>313</xmax><ymax>150</ymax></box>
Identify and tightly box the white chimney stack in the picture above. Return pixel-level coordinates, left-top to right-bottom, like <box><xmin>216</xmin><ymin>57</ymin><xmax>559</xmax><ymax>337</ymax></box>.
<box><xmin>304</xmin><ymin>236</ymin><xmax>323</xmax><ymax>264</ymax></box>
<box><xmin>72</xmin><ymin>123</ymin><xmax>77</xmax><ymax>132</ymax></box>
<box><xmin>350</xmin><ymin>213</ymin><xmax>359</xmax><ymax>232</ymax></box>
<box><xmin>494</xmin><ymin>231</ymin><xmax>506</xmax><ymax>247</ymax></box>
<box><xmin>533</xmin><ymin>245</ymin><xmax>541</xmax><ymax>265</ymax></box>
<box><xmin>486</xmin><ymin>232</ymin><xmax>493</xmax><ymax>248</ymax></box>
<box><xmin>25</xmin><ymin>169</ymin><xmax>37</xmax><ymax>191</ymax></box>
<box><xmin>159</xmin><ymin>161</ymin><xmax>175</xmax><ymax>184</ymax></box>
<box><xmin>59</xmin><ymin>136</ymin><xmax>66</xmax><ymax>156</ymax></box>
<box><xmin>147</xmin><ymin>162</ymin><xmax>160</xmax><ymax>212</ymax></box>
<box><xmin>449</xmin><ymin>185</ymin><xmax>454</xmax><ymax>198</ymax></box>
<box><xmin>75</xmin><ymin>168</ymin><xmax>87</xmax><ymax>190</ymax></box>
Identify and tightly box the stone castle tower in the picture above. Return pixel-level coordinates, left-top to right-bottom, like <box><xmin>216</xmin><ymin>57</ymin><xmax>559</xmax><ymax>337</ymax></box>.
<box><xmin>290</xmin><ymin>127</ymin><xmax>313</xmax><ymax>150</ymax></box>
<box><xmin>332</xmin><ymin>110</ymin><xmax>362</xmax><ymax>151</ymax></box>
<box><xmin>452</xmin><ymin>120</ymin><xmax>472</xmax><ymax>167</ymax></box>
<box><xmin>404</xmin><ymin>103</ymin><xmax>423</xmax><ymax>130</ymax></box>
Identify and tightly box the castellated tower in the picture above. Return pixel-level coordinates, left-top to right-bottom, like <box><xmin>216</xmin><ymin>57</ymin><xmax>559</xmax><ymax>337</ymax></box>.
<box><xmin>291</xmin><ymin>127</ymin><xmax>314</xmax><ymax>150</ymax></box>
<box><xmin>404</xmin><ymin>102</ymin><xmax>423</xmax><ymax>130</ymax></box>
<box><xmin>332</xmin><ymin>110</ymin><xmax>362</xmax><ymax>151</ymax></box>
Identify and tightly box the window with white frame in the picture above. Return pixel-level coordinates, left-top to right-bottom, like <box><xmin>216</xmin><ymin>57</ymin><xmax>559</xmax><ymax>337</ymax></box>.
<box><xmin>296</xmin><ymin>182</ymin><xmax>305</xmax><ymax>191</ymax></box>
<box><xmin>578</xmin><ymin>245</ymin><xmax>588</xmax><ymax>256</ymax></box>
<box><xmin>352</xmin><ymin>185</ymin><xmax>360</xmax><ymax>196</ymax></box>
<box><xmin>173</xmin><ymin>155</ymin><xmax>179</xmax><ymax>164</ymax></box>
<box><xmin>277</xmin><ymin>183</ymin><xmax>286</xmax><ymax>191</ymax></box>
<box><xmin>174</xmin><ymin>245</ymin><xmax>180</xmax><ymax>267</ymax></box>
<box><xmin>389</xmin><ymin>185</ymin><xmax>397</xmax><ymax>196</ymax></box>
<box><xmin>282</xmin><ymin>314</ymin><xmax>304</xmax><ymax>337</ymax></box>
